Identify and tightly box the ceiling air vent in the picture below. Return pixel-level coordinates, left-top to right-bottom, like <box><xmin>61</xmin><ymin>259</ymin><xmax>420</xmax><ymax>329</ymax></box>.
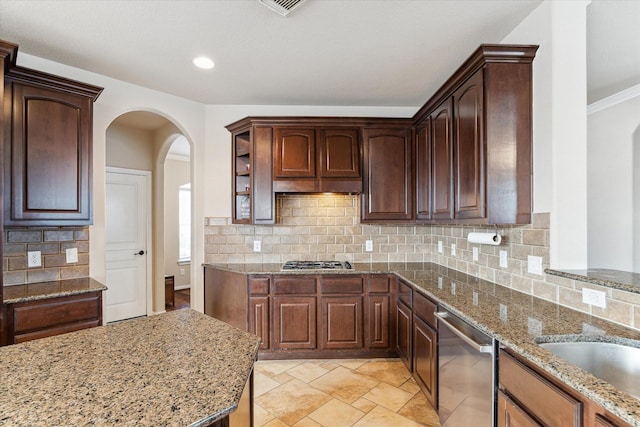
<box><xmin>259</xmin><ymin>0</ymin><xmax>309</xmax><ymax>16</ymax></box>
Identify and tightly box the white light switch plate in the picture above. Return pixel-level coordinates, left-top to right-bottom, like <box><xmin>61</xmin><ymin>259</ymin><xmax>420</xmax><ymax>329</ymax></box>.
<box><xmin>253</xmin><ymin>240</ymin><xmax>261</xmax><ymax>252</ymax></box>
<box><xmin>472</xmin><ymin>247</ymin><xmax>479</xmax><ymax>261</ymax></box>
<box><xmin>66</xmin><ymin>248</ymin><xmax>78</xmax><ymax>263</ymax></box>
<box><xmin>28</xmin><ymin>251</ymin><xmax>41</xmax><ymax>267</ymax></box>
<box><xmin>438</xmin><ymin>241</ymin><xmax>443</xmax><ymax>253</ymax></box>
<box><xmin>451</xmin><ymin>244</ymin><xmax>456</xmax><ymax>256</ymax></box>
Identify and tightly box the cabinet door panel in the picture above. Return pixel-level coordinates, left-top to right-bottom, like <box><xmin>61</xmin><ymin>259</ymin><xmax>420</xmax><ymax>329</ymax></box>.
<box><xmin>454</xmin><ymin>71</ymin><xmax>485</xmax><ymax>220</ymax></box>
<box><xmin>362</xmin><ymin>128</ymin><xmax>413</xmax><ymax>222</ymax></box>
<box><xmin>6</xmin><ymin>83</ymin><xmax>92</xmax><ymax>224</ymax></box>
<box><xmin>431</xmin><ymin>98</ymin><xmax>454</xmax><ymax>220</ymax></box>
<box><xmin>396</xmin><ymin>300</ymin><xmax>412</xmax><ymax>371</ymax></box>
<box><xmin>498</xmin><ymin>391</ymin><xmax>542</xmax><ymax>427</ymax></box>
<box><xmin>274</xmin><ymin>127</ymin><xmax>316</xmax><ymax>178</ymax></box>
<box><xmin>319</xmin><ymin>128</ymin><xmax>360</xmax><ymax>178</ymax></box>
<box><xmin>250</xmin><ymin>297</ymin><xmax>269</xmax><ymax>350</ymax></box>
<box><xmin>416</xmin><ymin>121</ymin><xmax>432</xmax><ymax>221</ymax></box>
<box><xmin>366</xmin><ymin>295</ymin><xmax>389</xmax><ymax>349</ymax></box>
<box><xmin>272</xmin><ymin>296</ymin><xmax>316</xmax><ymax>350</ymax></box>
<box><xmin>413</xmin><ymin>316</ymin><xmax>437</xmax><ymax>407</ymax></box>
<box><xmin>321</xmin><ymin>296</ymin><xmax>363</xmax><ymax>349</ymax></box>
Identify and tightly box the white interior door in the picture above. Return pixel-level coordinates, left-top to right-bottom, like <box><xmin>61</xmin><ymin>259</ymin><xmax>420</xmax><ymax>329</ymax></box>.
<box><xmin>105</xmin><ymin>168</ymin><xmax>151</xmax><ymax>322</ymax></box>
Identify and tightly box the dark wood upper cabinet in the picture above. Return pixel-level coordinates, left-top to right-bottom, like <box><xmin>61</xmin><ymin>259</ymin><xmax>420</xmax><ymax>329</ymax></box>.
<box><xmin>415</xmin><ymin>120</ymin><xmax>432</xmax><ymax>222</ymax></box>
<box><xmin>431</xmin><ymin>99</ymin><xmax>454</xmax><ymax>221</ymax></box>
<box><xmin>273</xmin><ymin>123</ymin><xmax>362</xmax><ymax>193</ymax></box>
<box><xmin>319</xmin><ymin>128</ymin><xmax>360</xmax><ymax>178</ymax></box>
<box><xmin>414</xmin><ymin>44</ymin><xmax>537</xmax><ymax>225</ymax></box>
<box><xmin>3</xmin><ymin>66</ymin><xmax>102</xmax><ymax>226</ymax></box>
<box><xmin>361</xmin><ymin>127</ymin><xmax>414</xmax><ymax>222</ymax></box>
<box><xmin>454</xmin><ymin>70</ymin><xmax>485</xmax><ymax>220</ymax></box>
<box><xmin>227</xmin><ymin>120</ymin><xmax>275</xmax><ymax>225</ymax></box>
<box><xmin>274</xmin><ymin>127</ymin><xmax>316</xmax><ymax>179</ymax></box>
<box><xmin>226</xmin><ymin>44</ymin><xmax>536</xmax><ymax>225</ymax></box>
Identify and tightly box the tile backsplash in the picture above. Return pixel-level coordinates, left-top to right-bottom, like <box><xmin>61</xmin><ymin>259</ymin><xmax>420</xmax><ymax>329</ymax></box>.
<box><xmin>3</xmin><ymin>227</ymin><xmax>90</xmax><ymax>285</ymax></box>
<box><xmin>205</xmin><ymin>193</ymin><xmax>640</xmax><ymax>331</ymax></box>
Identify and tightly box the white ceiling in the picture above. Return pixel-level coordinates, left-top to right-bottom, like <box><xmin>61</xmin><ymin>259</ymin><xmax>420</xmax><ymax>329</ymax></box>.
<box><xmin>0</xmin><ymin>0</ymin><xmax>637</xmax><ymax>108</ymax></box>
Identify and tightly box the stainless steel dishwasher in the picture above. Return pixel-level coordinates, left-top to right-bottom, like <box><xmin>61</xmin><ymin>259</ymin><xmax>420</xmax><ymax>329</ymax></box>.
<box><xmin>435</xmin><ymin>308</ymin><xmax>497</xmax><ymax>427</ymax></box>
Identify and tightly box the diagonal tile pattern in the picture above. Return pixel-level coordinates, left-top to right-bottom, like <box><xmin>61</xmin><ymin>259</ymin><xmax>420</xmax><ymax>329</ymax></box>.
<box><xmin>254</xmin><ymin>358</ymin><xmax>441</xmax><ymax>427</ymax></box>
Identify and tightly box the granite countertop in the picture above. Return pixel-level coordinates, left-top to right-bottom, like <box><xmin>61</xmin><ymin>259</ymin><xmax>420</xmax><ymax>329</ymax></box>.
<box><xmin>204</xmin><ymin>262</ymin><xmax>640</xmax><ymax>426</ymax></box>
<box><xmin>546</xmin><ymin>267</ymin><xmax>640</xmax><ymax>295</ymax></box>
<box><xmin>0</xmin><ymin>309</ymin><xmax>260</xmax><ymax>426</ymax></box>
<box><xmin>3</xmin><ymin>277</ymin><xmax>108</xmax><ymax>304</ymax></box>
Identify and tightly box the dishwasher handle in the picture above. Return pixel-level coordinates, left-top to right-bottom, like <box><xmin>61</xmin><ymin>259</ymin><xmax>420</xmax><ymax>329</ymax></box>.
<box><xmin>435</xmin><ymin>311</ymin><xmax>494</xmax><ymax>355</ymax></box>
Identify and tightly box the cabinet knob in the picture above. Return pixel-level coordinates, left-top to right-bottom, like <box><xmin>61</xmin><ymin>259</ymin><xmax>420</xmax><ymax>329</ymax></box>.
<box><xmin>134</xmin><ymin>250</ymin><xmax>145</xmax><ymax>256</ymax></box>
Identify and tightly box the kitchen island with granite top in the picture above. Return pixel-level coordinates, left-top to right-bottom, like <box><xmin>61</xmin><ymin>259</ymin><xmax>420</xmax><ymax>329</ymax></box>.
<box><xmin>205</xmin><ymin>262</ymin><xmax>640</xmax><ymax>426</ymax></box>
<box><xmin>0</xmin><ymin>309</ymin><xmax>260</xmax><ymax>426</ymax></box>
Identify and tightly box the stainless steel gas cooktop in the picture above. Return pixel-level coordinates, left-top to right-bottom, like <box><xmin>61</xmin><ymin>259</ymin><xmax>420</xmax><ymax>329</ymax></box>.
<box><xmin>281</xmin><ymin>260</ymin><xmax>352</xmax><ymax>270</ymax></box>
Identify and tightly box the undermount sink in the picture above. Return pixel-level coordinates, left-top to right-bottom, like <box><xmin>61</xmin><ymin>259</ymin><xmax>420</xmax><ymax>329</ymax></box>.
<box><xmin>537</xmin><ymin>340</ymin><xmax>640</xmax><ymax>399</ymax></box>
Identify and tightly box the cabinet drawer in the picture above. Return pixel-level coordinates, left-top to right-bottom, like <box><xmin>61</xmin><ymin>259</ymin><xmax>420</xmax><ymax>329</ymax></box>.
<box><xmin>413</xmin><ymin>293</ymin><xmax>437</xmax><ymax>328</ymax></box>
<box><xmin>273</xmin><ymin>276</ymin><xmax>317</xmax><ymax>294</ymax></box>
<box><xmin>500</xmin><ymin>350</ymin><xmax>582</xmax><ymax>427</ymax></box>
<box><xmin>14</xmin><ymin>319</ymin><xmax>101</xmax><ymax>344</ymax></box>
<box><xmin>249</xmin><ymin>277</ymin><xmax>270</xmax><ymax>295</ymax></box>
<box><xmin>321</xmin><ymin>276</ymin><xmax>363</xmax><ymax>294</ymax></box>
<box><xmin>367</xmin><ymin>275</ymin><xmax>390</xmax><ymax>293</ymax></box>
<box><xmin>12</xmin><ymin>292</ymin><xmax>102</xmax><ymax>334</ymax></box>
<box><xmin>397</xmin><ymin>280</ymin><xmax>413</xmax><ymax>307</ymax></box>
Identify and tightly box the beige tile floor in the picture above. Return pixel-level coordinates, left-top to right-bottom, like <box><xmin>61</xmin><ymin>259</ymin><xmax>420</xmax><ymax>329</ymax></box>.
<box><xmin>254</xmin><ymin>358</ymin><xmax>441</xmax><ymax>427</ymax></box>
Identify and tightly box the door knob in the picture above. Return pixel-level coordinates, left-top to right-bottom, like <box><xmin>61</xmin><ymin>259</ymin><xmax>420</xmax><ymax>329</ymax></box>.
<box><xmin>134</xmin><ymin>250</ymin><xmax>145</xmax><ymax>255</ymax></box>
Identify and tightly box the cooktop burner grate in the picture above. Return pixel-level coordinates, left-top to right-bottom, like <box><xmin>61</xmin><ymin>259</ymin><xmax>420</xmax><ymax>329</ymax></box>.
<box><xmin>281</xmin><ymin>261</ymin><xmax>348</xmax><ymax>270</ymax></box>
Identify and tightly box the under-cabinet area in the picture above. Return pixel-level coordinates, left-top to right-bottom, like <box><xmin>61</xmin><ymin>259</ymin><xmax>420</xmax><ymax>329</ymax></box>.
<box><xmin>204</xmin><ymin>263</ymin><xmax>640</xmax><ymax>427</ymax></box>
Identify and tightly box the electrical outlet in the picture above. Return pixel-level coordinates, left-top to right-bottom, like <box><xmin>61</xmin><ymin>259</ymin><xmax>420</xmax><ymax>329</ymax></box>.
<box><xmin>499</xmin><ymin>250</ymin><xmax>508</xmax><ymax>268</ymax></box>
<box><xmin>27</xmin><ymin>251</ymin><xmax>41</xmax><ymax>268</ymax></box>
<box><xmin>438</xmin><ymin>241</ymin><xmax>443</xmax><ymax>254</ymax></box>
<box><xmin>437</xmin><ymin>277</ymin><xmax>443</xmax><ymax>289</ymax></box>
<box><xmin>451</xmin><ymin>243</ymin><xmax>456</xmax><ymax>256</ymax></box>
<box><xmin>582</xmin><ymin>288</ymin><xmax>607</xmax><ymax>308</ymax></box>
<box><xmin>450</xmin><ymin>282</ymin><xmax>456</xmax><ymax>295</ymax></box>
<box><xmin>365</xmin><ymin>240</ymin><xmax>373</xmax><ymax>252</ymax></box>
<box><xmin>473</xmin><ymin>292</ymin><xmax>479</xmax><ymax>306</ymax></box>
<box><xmin>179</xmin><ymin>268</ymin><xmax>185</xmax><ymax>276</ymax></box>
<box><xmin>472</xmin><ymin>247</ymin><xmax>479</xmax><ymax>262</ymax></box>
<box><xmin>253</xmin><ymin>240</ymin><xmax>261</xmax><ymax>252</ymax></box>
<box><xmin>528</xmin><ymin>255</ymin><xmax>543</xmax><ymax>275</ymax></box>
<box><xmin>65</xmin><ymin>248</ymin><xmax>78</xmax><ymax>263</ymax></box>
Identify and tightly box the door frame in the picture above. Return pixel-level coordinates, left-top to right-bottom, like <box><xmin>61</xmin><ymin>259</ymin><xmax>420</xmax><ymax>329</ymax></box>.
<box><xmin>105</xmin><ymin>166</ymin><xmax>153</xmax><ymax>319</ymax></box>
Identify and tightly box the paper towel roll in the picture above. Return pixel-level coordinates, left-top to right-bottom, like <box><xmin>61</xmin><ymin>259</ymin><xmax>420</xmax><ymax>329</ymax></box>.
<box><xmin>467</xmin><ymin>232</ymin><xmax>501</xmax><ymax>246</ymax></box>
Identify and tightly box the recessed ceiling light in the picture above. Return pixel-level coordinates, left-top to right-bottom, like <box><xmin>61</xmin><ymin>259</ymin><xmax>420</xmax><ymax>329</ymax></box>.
<box><xmin>192</xmin><ymin>56</ymin><xmax>215</xmax><ymax>70</ymax></box>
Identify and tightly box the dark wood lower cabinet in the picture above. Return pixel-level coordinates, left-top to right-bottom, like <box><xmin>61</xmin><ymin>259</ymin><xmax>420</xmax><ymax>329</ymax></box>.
<box><xmin>366</xmin><ymin>294</ymin><xmax>389</xmax><ymax>349</ymax></box>
<box><xmin>395</xmin><ymin>300</ymin><xmax>412</xmax><ymax>371</ymax></box>
<box><xmin>498</xmin><ymin>390</ymin><xmax>542</xmax><ymax>427</ymax></box>
<box><xmin>499</xmin><ymin>349</ymin><xmax>633</xmax><ymax>427</ymax></box>
<box><xmin>272</xmin><ymin>295</ymin><xmax>317</xmax><ymax>350</ymax></box>
<box><xmin>249</xmin><ymin>297</ymin><xmax>269</xmax><ymax>350</ymax></box>
<box><xmin>413</xmin><ymin>315</ymin><xmax>437</xmax><ymax>407</ymax></box>
<box><xmin>6</xmin><ymin>291</ymin><xmax>102</xmax><ymax>344</ymax></box>
<box><xmin>320</xmin><ymin>296</ymin><xmax>363</xmax><ymax>350</ymax></box>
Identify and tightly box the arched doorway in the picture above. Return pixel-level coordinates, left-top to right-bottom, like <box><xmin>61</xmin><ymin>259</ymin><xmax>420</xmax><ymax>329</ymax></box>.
<box><xmin>104</xmin><ymin>111</ymin><xmax>193</xmax><ymax>322</ymax></box>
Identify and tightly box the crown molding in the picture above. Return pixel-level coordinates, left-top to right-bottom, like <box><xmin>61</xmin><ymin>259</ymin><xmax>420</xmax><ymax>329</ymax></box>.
<box><xmin>588</xmin><ymin>83</ymin><xmax>640</xmax><ymax>115</ymax></box>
